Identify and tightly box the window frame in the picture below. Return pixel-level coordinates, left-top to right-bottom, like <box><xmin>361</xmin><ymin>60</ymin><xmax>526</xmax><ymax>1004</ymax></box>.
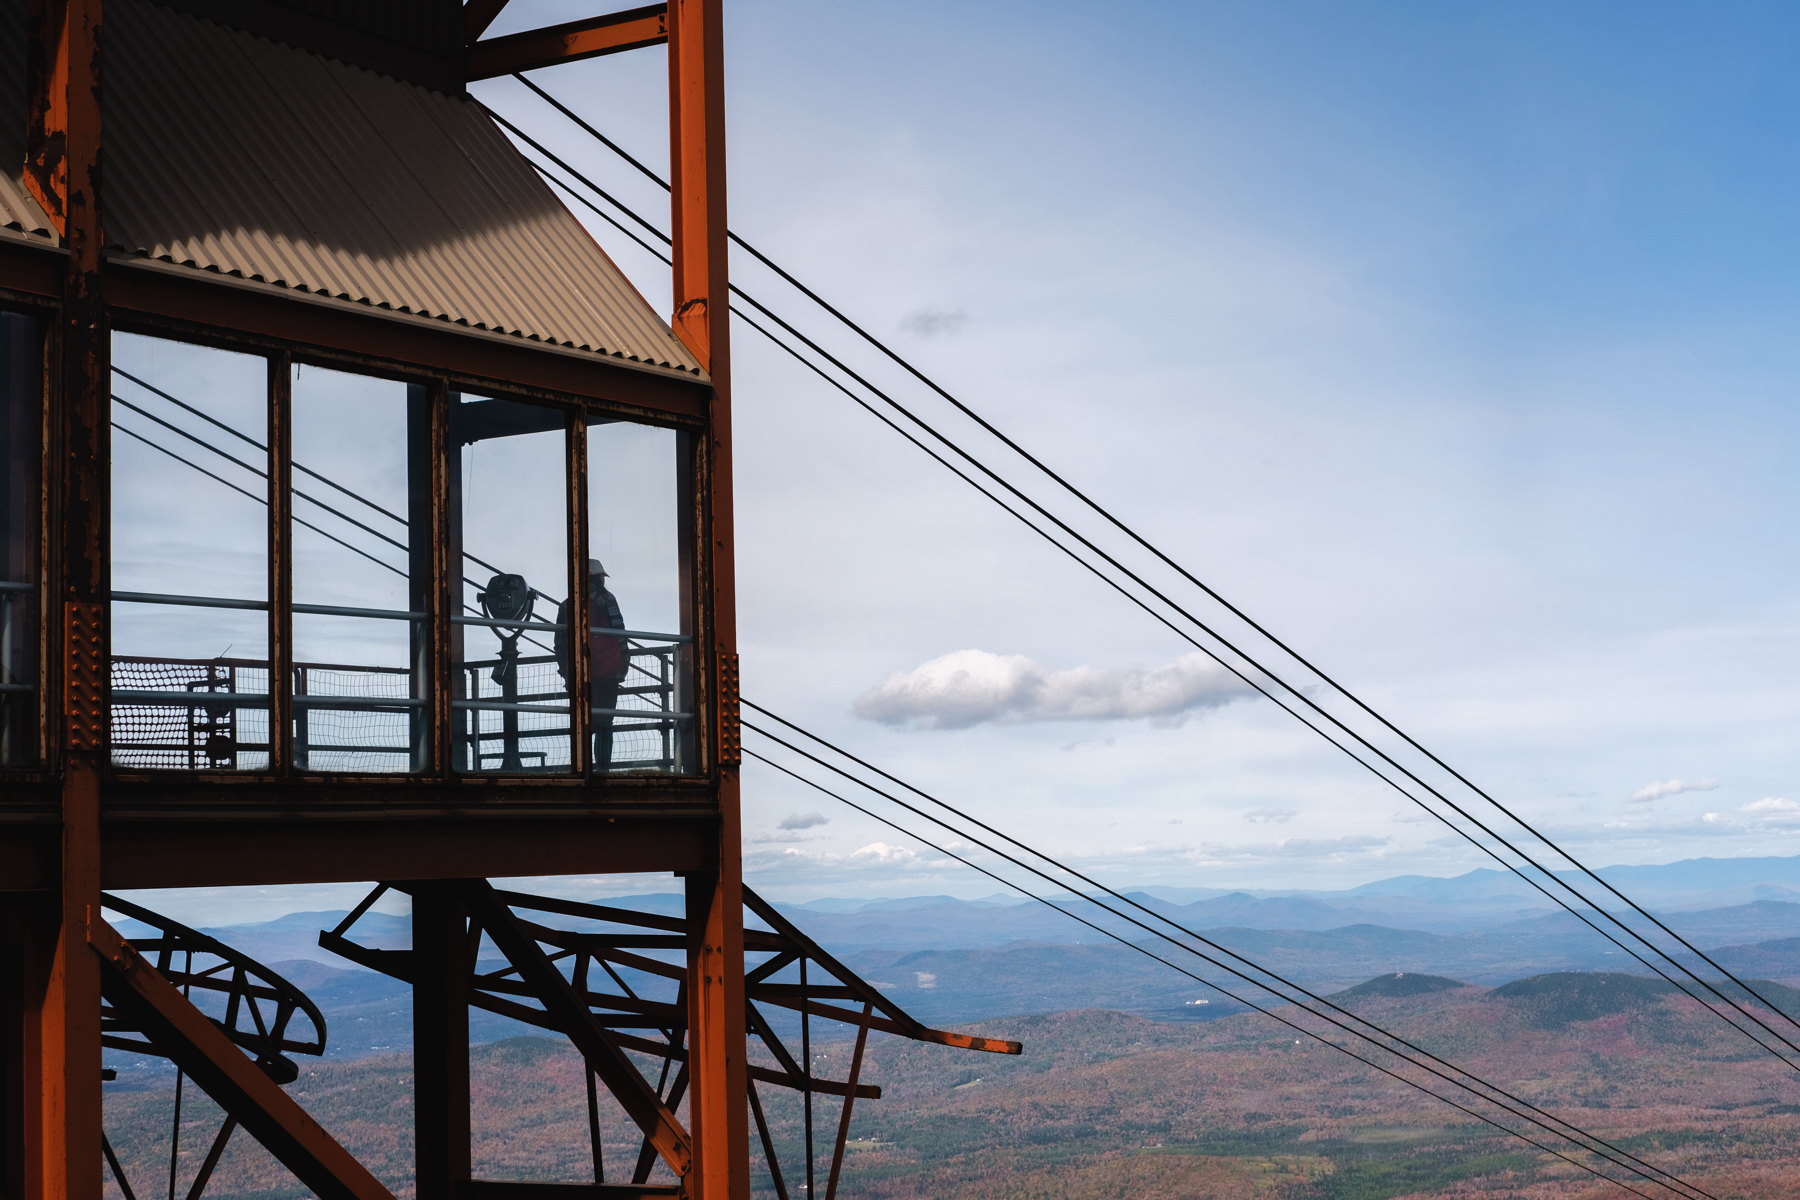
<box><xmin>96</xmin><ymin>318</ymin><xmax>708</xmax><ymax>785</ymax></box>
<box><xmin>0</xmin><ymin>304</ymin><xmax>51</xmax><ymax>775</ymax></box>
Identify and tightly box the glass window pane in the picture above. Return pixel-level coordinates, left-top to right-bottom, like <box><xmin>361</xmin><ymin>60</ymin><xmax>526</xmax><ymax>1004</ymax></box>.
<box><xmin>451</xmin><ymin>394</ymin><xmax>570</xmax><ymax>774</ymax></box>
<box><xmin>585</xmin><ymin>418</ymin><xmax>693</xmax><ymax>775</ymax></box>
<box><xmin>0</xmin><ymin>312</ymin><xmax>37</xmax><ymax>766</ymax></box>
<box><xmin>290</xmin><ymin>365</ymin><xmax>428</xmax><ymax>773</ymax></box>
<box><xmin>110</xmin><ymin>334</ymin><xmax>268</xmax><ymax>771</ymax></box>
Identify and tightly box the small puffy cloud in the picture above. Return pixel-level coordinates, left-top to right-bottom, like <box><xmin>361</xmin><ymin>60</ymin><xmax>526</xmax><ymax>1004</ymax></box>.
<box><xmin>778</xmin><ymin>811</ymin><xmax>829</xmax><ymax>831</ymax></box>
<box><xmin>1629</xmin><ymin>777</ymin><xmax>1719</xmax><ymax>803</ymax></box>
<box><xmin>899</xmin><ymin>308</ymin><xmax>967</xmax><ymax>338</ymax></box>
<box><xmin>1244</xmin><ymin>809</ymin><xmax>1297</xmax><ymax>824</ymax></box>
<box><xmin>853</xmin><ymin>649</ymin><xmax>1254</xmax><ymax>730</ymax></box>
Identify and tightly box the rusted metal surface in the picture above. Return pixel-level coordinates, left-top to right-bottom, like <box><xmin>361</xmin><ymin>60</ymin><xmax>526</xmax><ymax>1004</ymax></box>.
<box><xmin>716</xmin><ymin>651</ymin><xmax>739</xmax><ymax>768</ymax></box>
<box><xmin>686</xmin><ymin>864</ymin><xmax>744</xmax><ymax>1200</ymax></box>
<box><xmin>325</xmin><ymin>883</ymin><xmax>1019</xmax><ymax>1194</ymax></box>
<box><xmin>103</xmin><ymin>263</ymin><xmax>713</xmax><ymax>420</ymax></box>
<box><xmin>466</xmin><ymin>5</ymin><xmax>669</xmax><ymax>80</ymax></box>
<box><xmin>0</xmin><ymin>2</ymin><xmax>54</xmax><ymax>239</ymax></box>
<box><xmin>422</xmin><ymin>378</ymin><xmax>453</xmax><ymax>777</ymax></box>
<box><xmin>62</xmin><ymin>599</ymin><xmax>102</xmax><ymax>750</ymax></box>
<box><xmin>266</xmin><ymin>351</ymin><xmax>294</xmax><ymax>775</ymax></box>
<box><xmin>96</xmin><ymin>893</ymin><xmax>328</xmax><ymax>1074</ymax></box>
<box><xmin>3</xmin><ymin>4</ymin><xmax>780</xmax><ymax>1197</ymax></box>
<box><xmin>566</xmin><ymin>408</ymin><xmax>594</xmax><ymax>774</ymax></box>
<box><xmin>667</xmin><ymin>4</ymin><xmax>743</xmax><ymax>1193</ymax></box>
<box><xmin>740</xmin><ymin>889</ymin><xmax>1021</xmax><ymax>1054</ymax></box>
<box><xmin>91</xmin><ymin>915</ymin><xmax>398</xmax><ymax>1200</ymax></box>
<box><xmin>29</xmin><ymin>2</ymin><xmax>111</xmax><ymax>1197</ymax></box>
<box><xmin>462</xmin><ymin>880</ymin><xmax>697</xmax><ymax>1180</ymax></box>
<box><xmin>95</xmin><ymin>810</ymin><xmax>721</xmax><ymax>889</ymax></box>
<box><xmin>101</xmin><ymin>0</ymin><xmax>704</xmax><ymax>376</ymax></box>
<box><xmin>413</xmin><ymin>882</ymin><xmax>474</xmax><ymax>1200</ymax></box>
<box><xmin>0</xmin><ymin>239</ymin><xmax>66</xmax><ymax>301</ymax></box>
<box><xmin>0</xmin><ymin>10</ymin><xmax>55</xmax><ymax>242</ymax></box>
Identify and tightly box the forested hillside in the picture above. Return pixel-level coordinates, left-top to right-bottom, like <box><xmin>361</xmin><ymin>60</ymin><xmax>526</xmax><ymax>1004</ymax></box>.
<box><xmin>102</xmin><ymin>973</ymin><xmax>1800</xmax><ymax>1200</ymax></box>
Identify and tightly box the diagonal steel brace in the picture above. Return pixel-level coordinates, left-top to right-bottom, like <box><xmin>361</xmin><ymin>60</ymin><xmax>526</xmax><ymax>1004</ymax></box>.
<box><xmin>90</xmin><ymin>916</ymin><xmax>394</xmax><ymax>1200</ymax></box>
<box><xmin>463</xmin><ymin>880</ymin><xmax>694</xmax><ymax>1179</ymax></box>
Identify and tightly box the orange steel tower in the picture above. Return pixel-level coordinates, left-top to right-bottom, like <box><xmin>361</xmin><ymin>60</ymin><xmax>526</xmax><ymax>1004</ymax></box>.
<box><xmin>0</xmin><ymin>4</ymin><xmax>1016</xmax><ymax>1199</ymax></box>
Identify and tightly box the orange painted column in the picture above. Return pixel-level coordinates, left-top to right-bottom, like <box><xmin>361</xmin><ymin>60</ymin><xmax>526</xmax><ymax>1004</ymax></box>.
<box><xmin>27</xmin><ymin>3</ymin><xmax>108</xmax><ymax>1198</ymax></box>
<box><xmin>669</xmin><ymin>2</ymin><xmax>746</xmax><ymax>1198</ymax></box>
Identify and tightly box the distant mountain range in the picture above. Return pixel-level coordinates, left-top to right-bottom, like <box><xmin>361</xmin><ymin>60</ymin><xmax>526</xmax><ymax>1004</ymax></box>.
<box><xmin>105</xmin><ymin>852</ymin><xmax>1800</xmax><ymax>1063</ymax></box>
<box><xmin>786</xmin><ymin>853</ymin><xmax>1800</xmax><ymax>942</ymax></box>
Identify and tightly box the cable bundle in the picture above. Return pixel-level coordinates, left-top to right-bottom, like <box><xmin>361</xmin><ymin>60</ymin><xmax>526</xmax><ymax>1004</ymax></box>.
<box><xmin>481</xmin><ymin>75</ymin><xmax>1798</xmax><ymax>1196</ymax></box>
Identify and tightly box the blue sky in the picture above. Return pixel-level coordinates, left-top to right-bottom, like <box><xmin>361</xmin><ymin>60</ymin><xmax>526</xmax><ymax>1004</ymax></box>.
<box><xmin>125</xmin><ymin>2</ymin><xmax>1800</xmax><ymax>922</ymax></box>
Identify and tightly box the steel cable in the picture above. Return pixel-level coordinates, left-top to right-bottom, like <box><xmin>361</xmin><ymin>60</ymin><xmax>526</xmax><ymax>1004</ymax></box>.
<box><xmin>738</xmin><ymin>728</ymin><xmax>1716</xmax><ymax>1200</ymax></box>
<box><xmin>496</xmin><ymin>104</ymin><xmax>1800</xmax><ymax>1064</ymax></box>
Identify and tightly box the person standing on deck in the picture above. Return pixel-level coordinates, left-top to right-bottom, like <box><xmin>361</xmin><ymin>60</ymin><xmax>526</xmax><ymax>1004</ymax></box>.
<box><xmin>556</xmin><ymin>559</ymin><xmax>628</xmax><ymax>770</ymax></box>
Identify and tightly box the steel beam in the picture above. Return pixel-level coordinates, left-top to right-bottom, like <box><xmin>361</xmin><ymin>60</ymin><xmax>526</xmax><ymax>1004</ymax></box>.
<box><xmin>413</xmin><ymin>883</ymin><xmax>473</xmax><ymax>1200</ymax></box>
<box><xmin>669</xmin><ymin>3</ymin><xmax>743</xmax><ymax>1192</ymax></box>
<box><xmin>102</xmin><ymin>262</ymin><xmax>712</xmax><ymax>423</ymax></box>
<box><xmin>1</xmin><ymin>892</ymin><xmax>55</xmax><ymax>1200</ymax></box>
<box><xmin>90</xmin><ymin>918</ymin><xmax>396</xmax><ymax>1200</ymax></box>
<box><xmin>465</xmin><ymin>882</ymin><xmax>695</xmax><ymax>1181</ymax></box>
<box><xmin>466</xmin><ymin>6</ymin><xmax>668</xmax><ymax>80</ymax></box>
<box><xmin>95</xmin><ymin>812</ymin><xmax>718</xmax><ymax>889</ymax></box>
<box><xmin>683</xmin><ymin>867</ymin><xmax>744</xmax><ymax>1200</ymax></box>
<box><xmin>27</xmin><ymin>2</ymin><xmax>109</xmax><ymax>1197</ymax></box>
<box><xmin>0</xmin><ymin>238</ymin><xmax>65</xmax><ymax>301</ymax></box>
<box><xmin>267</xmin><ymin>350</ymin><xmax>293</xmax><ymax>776</ymax></box>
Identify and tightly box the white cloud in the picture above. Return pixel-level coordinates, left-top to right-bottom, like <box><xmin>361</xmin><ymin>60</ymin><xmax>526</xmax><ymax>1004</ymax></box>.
<box><xmin>1244</xmin><ymin>809</ymin><xmax>1298</xmax><ymax>824</ymax></box>
<box><xmin>1742</xmin><ymin>797</ymin><xmax>1800</xmax><ymax>824</ymax></box>
<box><xmin>850</xmin><ymin>842</ymin><xmax>919</xmax><ymax>865</ymax></box>
<box><xmin>853</xmin><ymin>649</ymin><xmax>1254</xmax><ymax>730</ymax></box>
<box><xmin>779</xmin><ymin>811</ymin><xmax>830</xmax><ymax>830</ymax></box>
<box><xmin>1629</xmin><ymin>777</ymin><xmax>1719</xmax><ymax>803</ymax></box>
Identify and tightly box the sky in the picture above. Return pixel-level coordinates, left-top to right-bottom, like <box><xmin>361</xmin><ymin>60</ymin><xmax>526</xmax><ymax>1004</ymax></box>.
<box><xmin>123</xmin><ymin>1</ymin><xmax>1800</xmax><ymax>923</ymax></box>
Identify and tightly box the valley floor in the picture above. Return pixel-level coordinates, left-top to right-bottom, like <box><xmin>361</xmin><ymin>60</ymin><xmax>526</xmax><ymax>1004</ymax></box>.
<box><xmin>101</xmin><ymin>981</ymin><xmax>1800</xmax><ymax>1200</ymax></box>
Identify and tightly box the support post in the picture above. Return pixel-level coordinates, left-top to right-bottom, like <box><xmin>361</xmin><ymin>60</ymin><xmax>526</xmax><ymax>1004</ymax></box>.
<box><xmin>412</xmin><ymin>883</ymin><xmax>472</xmax><ymax>1200</ymax></box>
<box><xmin>2</xmin><ymin>893</ymin><xmax>56</xmax><ymax>1200</ymax></box>
<box><xmin>29</xmin><ymin>2</ymin><xmax>106</xmax><ymax>1198</ymax></box>
<box><xmin>667</xmin><ymin>0</ymin><xmax>729</xmax><ymax>383</ymax></box>
<box><xmin>683</xmin><ymin>867</ymin><xmax>743</xmax><ymax>1200</ymax></box>
<box><xmin>266</xmin><ymin>351</ymin><xmax>293</xmax><ymax>775</ymax></box>
<box><xmin>670</xmin><ymin>1</ymin><xmax>746</xmax><ymax>1197</ymax></box>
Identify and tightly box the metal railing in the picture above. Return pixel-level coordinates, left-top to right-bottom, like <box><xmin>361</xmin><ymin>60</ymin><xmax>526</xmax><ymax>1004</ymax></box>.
<box><xmin>103</xmin><ymin>589</ymin><xmax>691</xmax><ymax>773</ymax></box>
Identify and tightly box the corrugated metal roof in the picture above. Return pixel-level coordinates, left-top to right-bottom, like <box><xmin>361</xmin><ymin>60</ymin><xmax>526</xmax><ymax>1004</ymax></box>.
<box><xmin>0</xmin><ymin>1</ymin><xmax>59</xmax><ymax>244</ymax></box>
<box><xmin>104</xmin><ymin>0</ymin><xmax>701</xmax><ymax>377</ymax></box>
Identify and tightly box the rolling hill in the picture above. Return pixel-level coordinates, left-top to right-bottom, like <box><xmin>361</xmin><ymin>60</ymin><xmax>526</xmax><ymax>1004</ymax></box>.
<box><xmin>100</xmin><ymin>971</ymin><xmax>1800</xmax><ymax>1200</ymax></box>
